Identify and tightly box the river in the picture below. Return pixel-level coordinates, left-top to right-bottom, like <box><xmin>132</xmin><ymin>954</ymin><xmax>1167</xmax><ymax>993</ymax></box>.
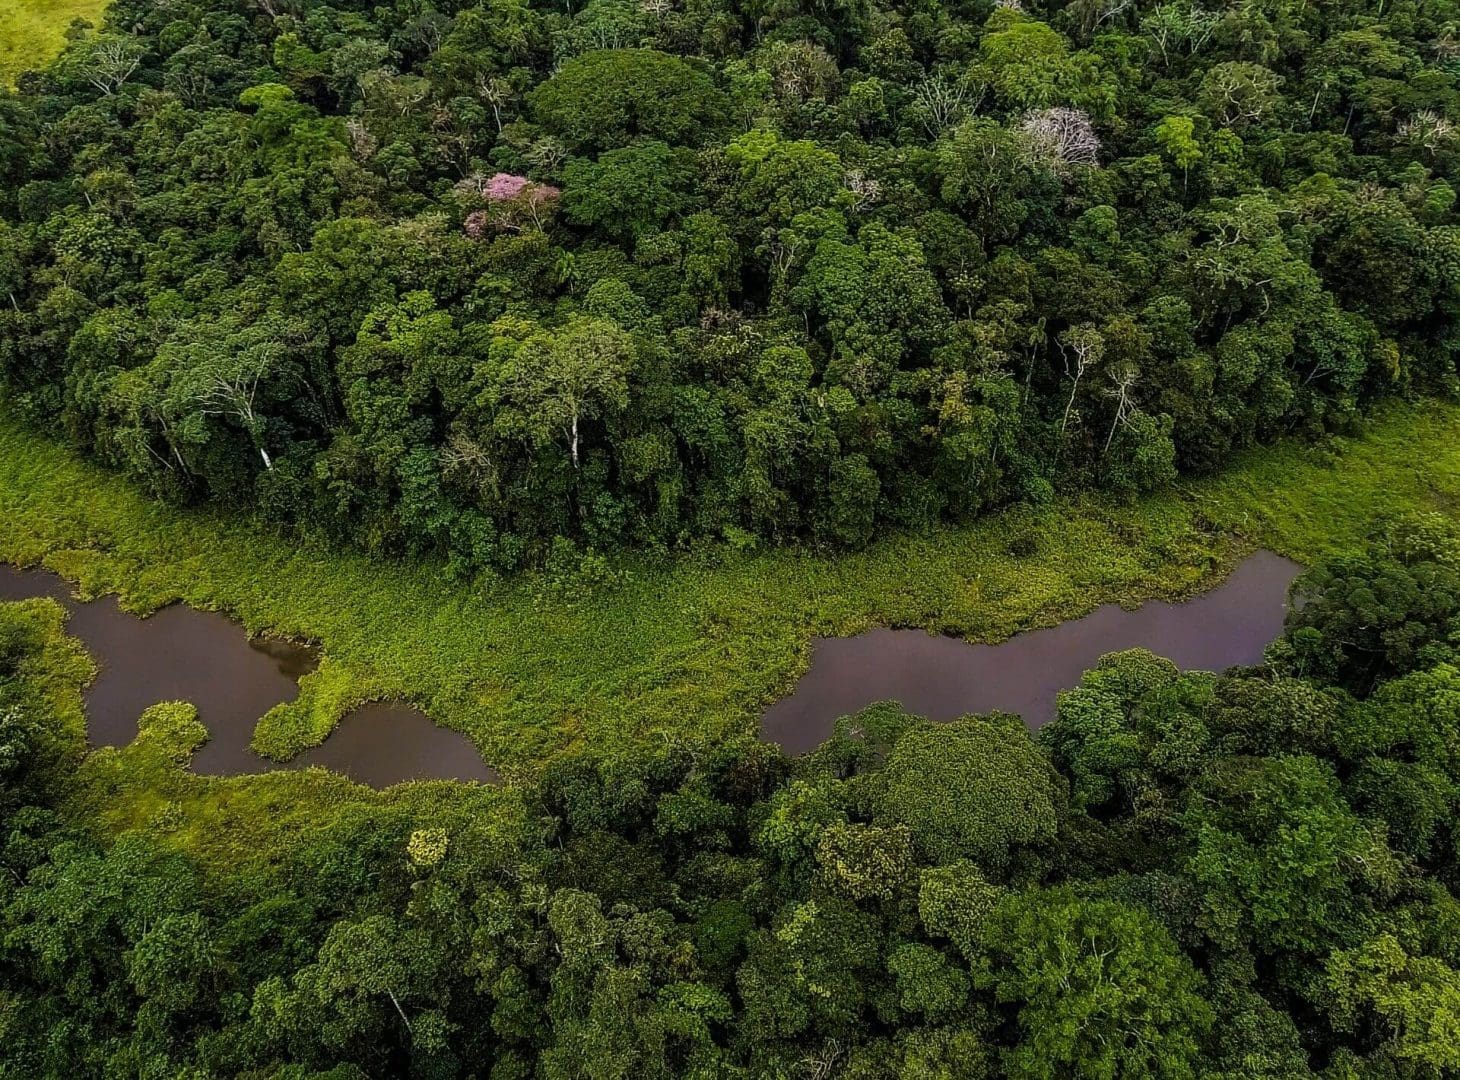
<box><xmin>760</xmin><ymin>550</ymin><xmax>1303</xmax><ymax>754</ymax></box>
<box><xmin>0</xmin><ymin>564</ymin><xmax>496</xmax><ymax>786</ymax></box>
<box><xmin>3</xmin><ymin>549</ymin><xmax>1302</xmax><ymax>774</ymax></box>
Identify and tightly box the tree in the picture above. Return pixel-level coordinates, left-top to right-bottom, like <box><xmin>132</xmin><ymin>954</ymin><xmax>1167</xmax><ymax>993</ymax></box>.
<box><xmin>911</xmin><ymin>75</ymin><xmax>981</xmax><ymax>138</ymax></box>
<box><xmin>844</xmin><ymin>1027</ymin><xmax>992</xmax><ymax>1078</ymax></box>
<box><xmin>874</xmin><ymin>715</ymin><xmax>1064</xmax><ymax>875</ymax></box>
<box><xmin>1140</xmin><ymin>3</ymin><xmax>1218</xmax><ymax>67</ymax></box>
<box><xmin>529</xmin><ymin>49</ymin><xmax>728</xmax><ymax>151</ymax></box>
<box><xmin>328</xmin><ymin>39</ymin><xmax>395</xmax><ymax>105</ymax></box>
<box><xmin>1279</xmin><ymin>515</ymin><xmax>1460</xmax><ymax>691</ymax></box>
<box><xmin>1057</xmin><ymin>324</ymin><xmax>1104</xmax><ymax>439</ymax></box>
<box><xmin>1318</xmin><ymin>192</ymin><xmax>1434</xmax><ymax>327</ymax></box>
<box><xmin>128</xmin><ymin>911</ymin><xmax>221</xmax><ymax>1023</ymax></box>
<box><xmin>459</xmin><ymin>173</ymin><xmax>562</xmax><ymax>235</ymax></box>
<box><xmin>918</xmin><ymin>860</ymin><xmax>1004</xmax><ymax>960</ymax></box>
<box><xmin>265</xmin><ymin>912</ymin><xmax>449</xmax><ymax>1064</ymax></box>
<box><xmin>1153</xmin><ymin>116</ymin><xmax>1202</xmax><ymax>191</ymax></box>
<box><xmin>161</xmin><ymin>317</ymin><xmax>296</xmax><ymax>472</ymax></box>
<box><xmin>985</xmin><ymin>888</ymin><xmax>1214</xmax><ymax>1080</ymax></box>
<box><xmin>1182</xmin><ymin>755</ymin><xmax>1398</xmax><ymax>956</ymax></box>
<box><xmin>1324</xmin><ymin>935</ymin><xmax>1460</xmax><ymax>1074</ymax></box>
<box><xmin>815</xmin><ymin>822</ymin><xmax>915</xmax><ymax>903</ymax></box>
<box><xmin>1042</xmin><ymin>649</ymin><xmax>1182</xmax><ymax>811</ymax></box>
<box><xmin>977</xmin><ymin>14</ymin><xmax>1111</xmax><ymax>116</ymax></box>
<box><xmin>1101</xmin><ymin>410</ymin><xmax>1177</xmax><ymax>495</ymax></box>
<box><xmin>737</xmin><ymin>898</ymin><xmax>882</xmax><ymax>1037</ymax></box>
<box><xmin>426</xmin><ymin>0</ymin><xmax>533</xmax><ymax>92</ymax></box>
<box><xmin>1019</xmin><ymin>108</ymin><xmax>1101</xmax><ymax>169</ymax></box>
<box><xmin>5</xmin><ymin>833</ymin><xmax>203</xmax><ymax>1043</ymax></box>
<box><xmin>721</xmin><ymin>129</ymin><xmax>844</xmax><ymax>233</ymax></box>
<box><xmin>484</xmin><ymin>316</ymin><xmax>636</xmax><ymax>470</ymax></box>
<box><xmin>1324</xmin><ymin>659</ymin><xmax>1460</xmax><ymax>862</ymax></box>
<box><xmin>795</xmin><ymin>222</ymin><xmax>950</xmax><ymax>397</ymax></box>
<box><xmin>562</xmin><ymin>142</ymin><xmax>696</xmax><ymax>242</ymax></box>
<box><xmin>65</xmin><ymin>33</ymin><xmax>146</xmax><ymax>97</ymax></box>
<box><xmin>937</xmin><ymin>118</ymin><xmax>1057</xmax><ymax>244</ymax></box>
<box><xmin>1198</xmin><ymin>63</ymin><xmax>1282</xmax><ymax>130</ymax></box>
<box><xmin>887</xmin><ymin>943</ymin><xmax>970</xmax><ymax>1024</ymax></box>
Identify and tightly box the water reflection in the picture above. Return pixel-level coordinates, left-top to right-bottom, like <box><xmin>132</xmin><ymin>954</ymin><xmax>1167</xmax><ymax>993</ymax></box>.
<box><xmin>0</xmin><ymin>565</ymin><xmax>495</xmax><ymax>786</ymax></box>
<box><xmin>761</xmin><ymin>550</ymin><xmax>1303</xmax><ymax>755</ymax></box>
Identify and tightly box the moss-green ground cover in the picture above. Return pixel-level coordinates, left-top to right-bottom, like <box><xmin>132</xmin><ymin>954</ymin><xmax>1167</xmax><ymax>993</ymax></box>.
<box><xmin>0</xmin><ymin>0</ymin><xmax>109</xmax><ymax>85</ymax></box>
<box><xmin>4</xmin><ymin>401</ymin><xmax>1458</xmax><ymax>868</ymax></box>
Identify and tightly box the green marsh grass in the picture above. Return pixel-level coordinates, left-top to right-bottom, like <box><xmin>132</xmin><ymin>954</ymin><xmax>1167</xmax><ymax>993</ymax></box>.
<box><xmin>0</xmin><ymin>0</ymin><xmax>110</xmax><ymax>85</ymax></box>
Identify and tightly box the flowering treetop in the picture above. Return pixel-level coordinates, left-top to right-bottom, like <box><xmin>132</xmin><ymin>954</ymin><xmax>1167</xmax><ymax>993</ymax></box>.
<box><xmin>484</xmin><ymin>172</ymin><xmax>533</xmax><ymax>201</ymax></box>
<box><xmin>457</xmin><ymin>172</ymin><xmax>561</xmax><ymax>235</ymax></box>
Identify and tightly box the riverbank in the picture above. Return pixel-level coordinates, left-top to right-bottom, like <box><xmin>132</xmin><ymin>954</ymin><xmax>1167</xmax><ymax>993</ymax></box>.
<box><xmin>3</xmin><ymin>401</ymin><xmax>1457</xmax><ymax>773</ymax></box>
<box><xmin>3</xmin><ymin>401</ymin><xmax>1458</xmax><ymax>869</ymax></box>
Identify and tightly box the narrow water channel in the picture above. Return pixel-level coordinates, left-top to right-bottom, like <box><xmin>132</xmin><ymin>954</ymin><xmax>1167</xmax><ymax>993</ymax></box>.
<box><xmin>761</xmin><ymin>549</ymin><xmax>1303</xmax><ymax>755</ymax></box>
<box><xmin>0</xmin><ymin>564</ymin><xmax>497</xmax><ymax>786</ymax></box>
<box><xmin>4</xmin><ymin>550</ymin><xmax>1302</xmax><ymax>776</ymax></box>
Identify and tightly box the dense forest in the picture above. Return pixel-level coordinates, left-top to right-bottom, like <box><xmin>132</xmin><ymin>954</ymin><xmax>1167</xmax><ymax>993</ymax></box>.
<box><xmin>2</xmin><ymin>515</ymin><xmax>1460</xmax><ymax>1076</ymax></box>
<box><xmin>3</xmin><ymin>0</ymin><xmax>1460</xmax><ymax>570</ymax></box>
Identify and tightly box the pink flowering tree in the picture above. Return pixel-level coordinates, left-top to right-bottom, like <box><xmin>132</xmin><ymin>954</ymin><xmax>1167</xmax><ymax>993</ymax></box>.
<box><xmin>457</xmin><ymin>171</ymin><xmax>561</xmax><ymax>235</ymax></box>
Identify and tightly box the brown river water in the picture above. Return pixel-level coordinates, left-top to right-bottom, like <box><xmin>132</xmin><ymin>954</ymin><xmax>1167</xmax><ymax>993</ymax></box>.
<box><xmin>3</xmin><ymin>549</ymin><xmax>1301</xmax><ymax>774</ymax></box>
<box><xmin>761</xmin><ymin>549</ymin><xmax>1304</xmax><ymax>755</ymax></box>
<box><xmin>0</xmin><ymin>564</ymin><xmax>496</xmax><ymax>786</ymax></box>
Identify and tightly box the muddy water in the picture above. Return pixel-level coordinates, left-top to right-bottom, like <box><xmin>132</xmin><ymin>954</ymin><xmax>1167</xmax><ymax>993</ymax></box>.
<box><xmin>761</xmin><ymin>550</ymin><xmax>1303</xmax><ymax>755</ymax></box>
<box><xmin>291</xmin><ymin>702</ymin><xmax>498</xmax><ymax>786</ymax></box>
<box><xmin>0</xmin><ymin>565</ymin><xmax>495</xmax><ymax>786</ymax></box>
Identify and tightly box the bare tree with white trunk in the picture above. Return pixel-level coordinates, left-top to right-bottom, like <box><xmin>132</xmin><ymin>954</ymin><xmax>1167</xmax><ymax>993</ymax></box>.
<box><xmin>477</xmin><ymin>75</ymin><xmax>516</xmax><ymax>134</ymax></box>
<box><xmin>1102</xmin><ymin>365</ymin><xmax>1140</xmax><ymax>454</ymax></box>
<box><xmin>158</xmin><ymin>317</ymin><xmax>306</xmax><ymax>474</ymax></box>
<box><xmin>913</xmin><ymin>76</ymin><xmax>980</xmax><ymax>138</ymax></box>
<box><xmin>842</xmin><ymin>168</ymin><xmax>882</xmax><ymax>211</ymax></box>
<box><xmin>74</xmin><ymin>35</ymin><xmax>145</xmax><ymax>97</ymax></box>
<box><xmin>1058</xmin><ymin>324</ymin><xmax>1105</xmax><ymax>438</ymax></box>
<box><xmin>1141</xmin><ymin>4</ymin><xmax>1218</xmax><ymax>67</ymax></box>
<box><xmin>1020</xmin><ymin>107</ymin><xmax>1101</xmax><ymax>169</ymax></box>
<box><xmin>1397</xmin><ymin>110</ymin><xmax>1457</xmax><ymax>155</ymax></box>
<box><xmin>169</xmin><ymin>344</ymin><xmax>282</xmax><ymax>471</ymax></box>
<box><xmin>345</xmin><ymin>118</ymin><xmax>378</xmax><ymax>161</ymax></box>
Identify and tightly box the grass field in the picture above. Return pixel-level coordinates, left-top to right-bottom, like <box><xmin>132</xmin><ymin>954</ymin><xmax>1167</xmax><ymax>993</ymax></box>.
<box><xmin>3</xmin><ymin>400</ymin><xmax>1458</xmax><ymax>869</ymax></box>
<box><xmin>0</xmin><ymin>0</ymin><xmax>110</xmax><ymax>84</ymax></box>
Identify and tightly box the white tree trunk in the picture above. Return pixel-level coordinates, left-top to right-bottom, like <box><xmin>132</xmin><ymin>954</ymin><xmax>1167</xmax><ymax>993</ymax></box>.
<box><xmin>1060</xmin><ymin>374</ymin><xmax>1082</xmax><ymax>436</ymax></box>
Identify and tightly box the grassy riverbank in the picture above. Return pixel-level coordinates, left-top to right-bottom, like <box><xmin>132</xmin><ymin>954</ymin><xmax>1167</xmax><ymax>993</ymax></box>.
<box><xmin>0</xmin><ymin>0</ymin><xmax>109</xmax><ymax>84</ymax></box>
<box><xmin>3</xmin><ymin>402</ymin><xmax>1458</xmax><ymax>870</ymax></box>
<box><xmin>4</xmin><ymin>401</ymin><xmax>1459</xmax><ymax>779</ymax></box>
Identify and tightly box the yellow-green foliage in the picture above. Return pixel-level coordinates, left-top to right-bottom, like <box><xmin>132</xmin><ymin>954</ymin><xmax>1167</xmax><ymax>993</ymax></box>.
<box><xmin>874</xmin><ymin>714</ymin><xmax>1064</xmax><ymax>872</ymax></box>
<box><xmin>132</xmin><ymin>701</ymin><xmax>208</xmax><ymax>765</ymax></box>
<box><xmin>0</xmin><ymin>0</ymin><xmax>110</xmax><ymax>85</ymax></box>
<box><xmin>252</xmin><ymin>657</ymin><xmax>390</xmax><ymax>761</ymax></box>
<box><xmin>2</xmin><ymin>403</ymin><xmax>1459</xmax><ymax>785</ymax></box>
<box><xmin>0</xmin><ymin>596</ymin><xmax>92</xmax><ymax>771</ymax></box>
<box><xmin>71</xmin><ymin>727</ymin><xmax>521</xmax><ymax>878</ymax></box>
